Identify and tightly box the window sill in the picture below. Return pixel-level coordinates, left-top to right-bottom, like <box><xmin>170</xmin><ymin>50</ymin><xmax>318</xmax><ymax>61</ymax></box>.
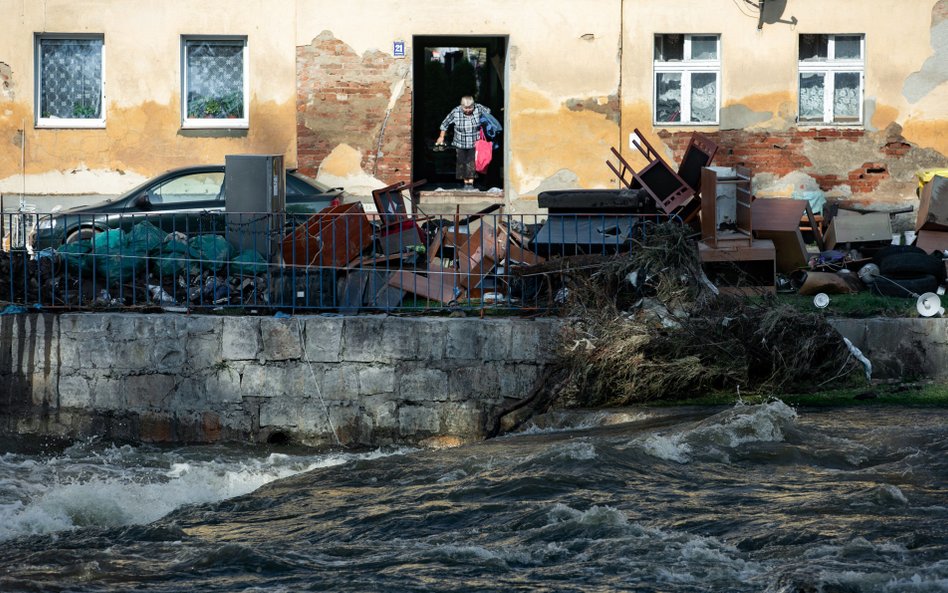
<box><xmin>181</xmin><ymin>119</ymin><xmax>249</xmax><ymax>131</ymax></box>
<box><xmin>653</xmin><ymin>122</ymin><xmax>719</xmax><ymax>128</ymax></box>
<box><xmin>35</xmin><ymin>120</ymin><xmax>106</xmax><ymax>130</ymax></box>
<box><xmin>796</xmin><ymin>123</ymin><xmax>864</xmax><ymax>129</ymax></box>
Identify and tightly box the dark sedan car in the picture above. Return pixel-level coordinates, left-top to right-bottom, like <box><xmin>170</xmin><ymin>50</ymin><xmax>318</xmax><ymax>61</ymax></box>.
<box><xmin>31</xmin><ymin>165</ymin><xmax>344</xmax><ymax>250</ymax></box>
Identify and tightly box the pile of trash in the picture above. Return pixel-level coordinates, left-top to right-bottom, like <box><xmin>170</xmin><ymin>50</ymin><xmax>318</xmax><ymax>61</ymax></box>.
<box><xmin>545</xmin><ymin>223</ymin><xmax>862</xmax><ymax>408</ymax></box>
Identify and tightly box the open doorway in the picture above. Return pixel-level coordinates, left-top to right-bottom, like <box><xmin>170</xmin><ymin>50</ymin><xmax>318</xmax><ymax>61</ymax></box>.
<box><xmin>412</xmin><ymin>35</ymin><xmax>507</xmax><ymax>193</ymax></box>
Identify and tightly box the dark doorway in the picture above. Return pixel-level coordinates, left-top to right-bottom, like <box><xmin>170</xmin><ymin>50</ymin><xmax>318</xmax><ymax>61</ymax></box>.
<box><xmin>412</xmin><ymin>36</ymin><xmax>507</xmax><ymax>192</ymax></box>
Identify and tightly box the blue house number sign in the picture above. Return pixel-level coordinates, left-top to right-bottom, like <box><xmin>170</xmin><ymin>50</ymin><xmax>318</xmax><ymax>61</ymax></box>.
<box><xmin>393</xmin><ymin>41</ymin><xmax>405</xmax><ymax>57</ymax></box>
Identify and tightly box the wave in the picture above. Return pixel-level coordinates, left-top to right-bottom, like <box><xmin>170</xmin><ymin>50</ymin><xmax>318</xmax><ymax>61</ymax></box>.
<box><xmin>0</xmin><ymin>445</ymin><xmax>408</xmax><ymax>542</ymax></box>
<box><xmin>633</xmin><ymin>400</ymin><xmax>798</xmax><ymax>464</ymax></box>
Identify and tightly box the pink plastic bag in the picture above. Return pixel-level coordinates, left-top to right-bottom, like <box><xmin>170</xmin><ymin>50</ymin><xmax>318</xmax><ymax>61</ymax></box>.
<box><xmin>475</xmin><ymin>129</ymin><xmax>493</xmax><ymax>174</ymax></box>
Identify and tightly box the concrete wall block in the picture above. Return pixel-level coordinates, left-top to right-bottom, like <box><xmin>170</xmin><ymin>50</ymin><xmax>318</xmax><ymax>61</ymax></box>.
<box><xmin>185</xmin><ymin>332</ymin><xmax>222</xmax><ymax>367</ymax></box>
<box><xmin>259</xmin><ymin>397</ymin><xmax>303</xmax><ymax>428</ymax></box>
<box><xmin>58</xmin><ymin>374</ymin><xmax>93</xmax><ymax>408</ymax></box>
<box><xmin>498</xmin><ymin>363</ymin><xmax>541</xmax><ymax>398</ymax></box>
<box><xmin>479</xmin><ymin>320</ymin><xmax>513</xmax><ymax>361</ymax></box>
<box><xmin>303</xmin><ymin>316</ymin><xmax>343</xmax><ymax>362</ymax></box>
<box><xmin>439</xmin><ymin>402</ymin><xmax>485</xmax><ymax>436</ymax></box>
<box><xmin>341</xmin><ymin>316</ymin><xmax>388</xmax><ymax>362</ymax></box>
<box><xmin>317</xmin><ymin>364</ymin><xmax>359</xmax><ymax>399</ymax></box>
<box><xmin>172</xmin><ymin>377</ymin><xmax>210</xmax><ymax>411</ymax></box>
<box><xmin>327</xmin><ymin>402</ymin><xmax>362</xmax><ymax>442</ymax></box>
<box><xmin>358</xmin><ymin>365</ymin><xmax>395</xmax><ymax>396</ymax></box>
<box><xmin>380</xmin><ymin>317</ymin><xmax>421</xmax><ymax>360</ymax></box>
<box><xmin>59</xmin><ymin>314</ymin><xmax>102</xmax><ymax>334</ymax></box>
<box><xmin>411</xmin><ymin>320</ymin><xmax>446</xmax><ymax>361</ymax></box>
<box><xmin>445</xmin><ymin>319</ymin><xmax>487</xmax><ymax>361</ymax></box>
<box><xmin>241</xmin><ymin>363</ymin><xmax>315</xmax><ymax>398</ymax></box>
<box><xmin>222</xmin><ymin>317</ymin><xmax>262</xmax><ymax>360</ymax></box>
<box><xmin>447</xmin><ymin>364</ymin><xmax>499</xmax><ymax>401</ymax></box>
<box><xmin>90</xmin><ymin>376</ymin><xmax>127</xmax><ymax>410</ymax></box>
<box><xmin>123</xmin><ymin>374</ymin><xmax>177</xmax><ymax>411</ymax></box>
<box><xmin>397</xmin><ymin>366</ymin><xmax>449</xmax><ymax>401</ymax></box>
<box><xmin>260</xmin><ymin>318</ymin><xmax>304</xmax><ymax>361</ymax></box>
<box><xmin>204</xmin><ymin>364</ymin><xmax>244</xmax><ymax>404</ymax></box>
<box><xmin>29</xmin><ymin>373</ymin><xmax>60</xmax><ymax>408</ymax></box>
<box><xmin>509</xmin><ymin>321</ymin><xmax>545</xmax><ymax>362</ymax></box>
<box><xmin>366</xmin><ymin>400</ymin><xmax>398</xmax><ymax>432</ymax></box>
<box><xmin>398</xmin><ymin>404</ymin><xmax>440</xmax><ymax>436</ymax></box>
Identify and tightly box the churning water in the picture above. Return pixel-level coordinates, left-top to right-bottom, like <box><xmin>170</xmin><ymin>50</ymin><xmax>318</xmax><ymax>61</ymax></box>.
<box><xmin>0</xmin><ymin>402</ymin><xmax>945</xmax><ymax>592</ymax></box>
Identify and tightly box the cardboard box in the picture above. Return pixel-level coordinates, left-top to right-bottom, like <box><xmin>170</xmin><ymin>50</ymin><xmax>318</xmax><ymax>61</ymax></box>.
<box><xmin>915</xmin><ymin>229</ymin><xmax>948</xmax><ymax>254</ymax></box>
<box><xmin>916</xmin><ymin>175</ymin><xmax>948</xmax><ymax>231</ymax></box>
<box><xmin>824</xmin><ymin>212</ymin><xmax>891</xmax><ymax>250</ymax></box>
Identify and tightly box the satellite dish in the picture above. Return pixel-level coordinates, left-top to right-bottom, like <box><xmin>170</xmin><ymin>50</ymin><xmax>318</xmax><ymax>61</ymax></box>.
<box><xmin>916</xmin><ymin>292</ymin><xmax>945</xmax><ymax>317</ymax></box>
<box><xmin>813</xmin><ymin>293</ymin><xmax>830</xmax><ymax>309</ymax></box>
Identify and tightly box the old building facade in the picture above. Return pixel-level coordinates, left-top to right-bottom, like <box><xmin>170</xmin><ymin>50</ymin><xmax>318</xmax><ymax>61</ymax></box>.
<box><xmin>1</xmin><ymin>0</ymin><xmax>945</xmax><ymax>209</ymax></box>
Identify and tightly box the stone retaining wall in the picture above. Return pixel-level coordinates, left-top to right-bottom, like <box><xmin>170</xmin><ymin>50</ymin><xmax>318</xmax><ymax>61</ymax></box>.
<box><xmin>0</xmin><ymin>314</ymin><xmax>942</xmax><ymax>448</ymax></box>
<box><xmin>0</xmin><ymin>314</ymin><xmax>560</xmax><ymax>447</ymax></box>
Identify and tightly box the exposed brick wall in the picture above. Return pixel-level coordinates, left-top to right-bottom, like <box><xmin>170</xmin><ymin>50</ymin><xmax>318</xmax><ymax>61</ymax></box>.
<box><xmin>296</xmin><ymin>34</ymin><xmax>412</xmax><ymax>184</ymax></box>
<box><xmin>657</xmin><ymin>128</ymin><xmax>893</xmax><ymax>195</ymax></box>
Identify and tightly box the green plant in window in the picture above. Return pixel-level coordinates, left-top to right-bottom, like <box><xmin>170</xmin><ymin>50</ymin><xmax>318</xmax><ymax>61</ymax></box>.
<box><xmin>72</xmin><ymin>102</ymin><xmax>97</xmax><ymax>118</ymax></box>
<box><xmin>203</xmin><ymin>98</ymin><xmax>222</xmax><ymax>117</ymax></box>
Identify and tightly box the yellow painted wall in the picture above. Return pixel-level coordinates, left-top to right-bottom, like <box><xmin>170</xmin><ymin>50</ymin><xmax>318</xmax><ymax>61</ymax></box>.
<box><xmin>2</xmin><ymin>0</ymin><xmax>944</xmax><ymax>202</ymax></box>
<box><xmin>297</xmin><ymin>0</ymin><xmax>624</xmax><ymax>199</ymax></box>
<box><xmin>0</xmin><ymin>0</ymin><xmax>297</xmax><ymax>198</ymax></box>
<box><xmin>621</xmin><ymin>0</ymin><xmax>947</xmax><ymax>162</ymax></box>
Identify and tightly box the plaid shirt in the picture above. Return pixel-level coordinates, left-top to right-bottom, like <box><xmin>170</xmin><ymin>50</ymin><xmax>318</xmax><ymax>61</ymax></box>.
<box><xmin>440</xmin><ymin>104</ymin><xmax>490</xmax><ymax>149</ymax></box>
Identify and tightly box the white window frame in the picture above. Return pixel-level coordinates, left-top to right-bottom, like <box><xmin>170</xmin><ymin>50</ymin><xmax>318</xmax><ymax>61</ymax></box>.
<box><xmin>797</xmin><ymin>34</ymin><xmax>865</xmax><ymax>126</ymax></box>
<box><xmin>653</xmin><ymin>34</ymin><xmax>721</xmax><ymax>126</ymax></box>
<box><xmin>34</xmin><ymin>33</ymin><xmax>106</xmax><ymax>129</ymax></box>
<box><xmin>180</xmin><ymin>36</ymin><xmax>249</xmax><ymax>130</ymax></box>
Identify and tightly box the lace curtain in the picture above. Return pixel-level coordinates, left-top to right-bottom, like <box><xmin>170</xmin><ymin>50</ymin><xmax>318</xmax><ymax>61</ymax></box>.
<box><xmin>186</xmin><ymin>41</ymin><xmax>244</xmax><ymax>119</ymax></box>
<box><xmin>39</xmin><ymin>38</ymin><xmax>102</xmax><ymax>119</ymax></box>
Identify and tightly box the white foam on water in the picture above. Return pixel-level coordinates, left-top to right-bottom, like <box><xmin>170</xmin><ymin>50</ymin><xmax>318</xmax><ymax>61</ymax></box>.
<box><xmin>804</xmin><ymin>537</ymin><xmax>909</xmax><ymax>562</ymax></box>
<box><xmin>515</xmin><ymin>411</ymin><xmax>651</xmax><ymax>436</ymax></box>
<box><xmin>546</xmin><ymin>503</ymin><xmax>633</xmax><ymax>530</ymax></box>
<box><xmin>549</xmin><ymin>440</ymin><xmax>598</xmax><ymax>462</ymax></box>
<box><xmin>0</xmin><ymin>445</ymin><xmax>410</xmax><ymax>542</ymax></box>
<box><xmin>635</xmin><ymin>401</ymin><xmax>798</xmax><ymax>464</ymax></box>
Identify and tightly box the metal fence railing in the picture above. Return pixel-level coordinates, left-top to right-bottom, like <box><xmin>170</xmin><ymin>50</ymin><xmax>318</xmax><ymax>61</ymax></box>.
<box><xmin>0</xmin><ymin>208</ymin><xmax>674</xmax><ymax>314</ymax></box>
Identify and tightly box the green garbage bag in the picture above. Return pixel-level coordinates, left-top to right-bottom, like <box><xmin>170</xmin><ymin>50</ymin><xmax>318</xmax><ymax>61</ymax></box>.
<box><xmin>230</xmin><ymin>249</ymin><xmax>269</xmax><ymax>275</ymax></box>
<box><xmin>127</xmin><ymin>220</ymin><xmax>167</xmax><ymax>254</ymax></box>
<box><xmin>187</xmin><ymin>235</ymin><xmax>235</xmax><ymax>272</ymax></box>
<box><xmin>58</xmin><ymin>241</ymin><xmax>92</xmax><ymax>273</ymax></box>
<box><xmin>153</xmin><ymin>239</ymin><xmax>192</xmax><ymax>276</ymax></box>
<box><xmin>92</xmin><ymin>228</ymin><xmax>125</xmax><ymax>252</ymax></box>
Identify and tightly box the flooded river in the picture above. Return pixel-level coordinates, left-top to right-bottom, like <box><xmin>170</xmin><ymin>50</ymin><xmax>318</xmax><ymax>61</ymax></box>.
<box><xmin>1</xmin><ymin>402</ymin><xmax>945</xmax><ymax>592</ymax></box>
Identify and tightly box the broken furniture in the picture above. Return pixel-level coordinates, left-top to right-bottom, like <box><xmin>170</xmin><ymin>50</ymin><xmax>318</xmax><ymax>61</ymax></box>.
<box><xmin>372</xmin><ymin>179</ymin><xmax>427</xmax><ymax>254</ymax></box>
<box><xmin>823</xmin><ymin>210</ymin><xmax>892</xmax><ymax>251</ymax></box>
<box><xmin>529</xmin><ymin>215</ymin><xmax>639</xmax><ymax>257</ymax></box>
<box><xmin>916</xmin><ymin>174</ymin><xmax>948</xmax><ymax>231</ymax></box>
<box><xmin>280</xmin><ymin>202</ymin><xmax>374</xmax><ymax>267</ymax></box>
<box><xmin>752</xmin><ymin>198</ymin><xmax>824</xmax><ymax>273</ymax></box>
<box><xmin>700</xmin><ymin>166</ymin><xmax>753</xmax><ymax>248</ymax></box>
<box><xmin>607</xmin><ymin>130</ymin><xmax>694</xmax><ymax>214</ymax></box>
<box><xmin>671</xmin><ymin>132</ymin><xmax>720</xmax><ymax>224</ymax></box>
<box><xmin>606</xmin><ymin>129</ymin><xmax>718</xmax><ymax>221</ymax></box>
<box><xmin>537</xmin><ymin>189</ymin><xmax>657</xmax><ymax>215</ymax></box>
<box><xmin>698</xmin><ymin>239</ymin><xmax>777</xmax><ymax>295</ymax></box>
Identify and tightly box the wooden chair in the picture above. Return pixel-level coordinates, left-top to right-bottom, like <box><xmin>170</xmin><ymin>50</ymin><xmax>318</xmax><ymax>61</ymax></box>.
<box><xmin>371</xmin><ymin>179</ymin><xmax>427</xmax><ymax>254</ymax></box>
<box><xmin>606</xmin><ymin>129</ymin><xmax>694</xmax><ymax>215</ymax></box>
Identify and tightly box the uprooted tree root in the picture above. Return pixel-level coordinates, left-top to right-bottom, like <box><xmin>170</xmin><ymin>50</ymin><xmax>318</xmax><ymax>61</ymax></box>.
<box><xmin>491</xmin><ymin>223</ymin><xmax>862</xmax><ymax>434</ymax></box>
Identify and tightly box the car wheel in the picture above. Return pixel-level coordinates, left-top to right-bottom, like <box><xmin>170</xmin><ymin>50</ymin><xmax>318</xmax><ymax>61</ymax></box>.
<box><xmin>65</xmin><ymin>227</ymin><xmax>99</xmax><ymax>244</ymax></box>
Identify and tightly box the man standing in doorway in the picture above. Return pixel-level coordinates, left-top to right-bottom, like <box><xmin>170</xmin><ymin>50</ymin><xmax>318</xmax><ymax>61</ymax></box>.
<box><xmin>436</xmin><ymin>96</ymin><xmax>490</xmax><ymax>190</ymax></box>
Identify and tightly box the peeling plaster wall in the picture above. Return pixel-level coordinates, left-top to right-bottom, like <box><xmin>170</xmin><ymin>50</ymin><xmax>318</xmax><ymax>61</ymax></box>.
<box><xmin>0</xmin><ymin>0</ymin><xmax>298</xmax><ymax>200</ymax></box>
<box><xmin>295</xmin><ymin>0</ymin><xmax>623</xmax><ymax>200</ymax></box>
<box><xmin>622</xmin><ymin>0</ymin><xmax>948</xmax><ymax>204</ymax></box>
